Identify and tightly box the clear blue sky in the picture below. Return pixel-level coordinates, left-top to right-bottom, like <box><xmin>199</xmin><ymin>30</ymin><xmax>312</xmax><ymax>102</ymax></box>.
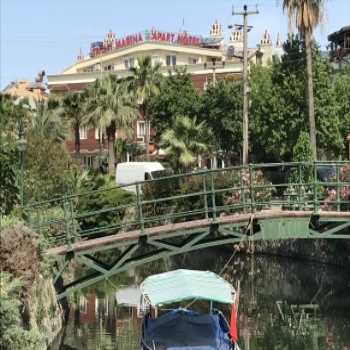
<box><xmin>1</xmin><ymin>0</ymin><xmax>349</xmax><ymax>89</ymax></box>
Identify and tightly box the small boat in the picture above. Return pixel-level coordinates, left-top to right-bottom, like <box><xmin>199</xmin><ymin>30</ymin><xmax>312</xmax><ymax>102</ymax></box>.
<box><xmin>140</xmin><ymin>269</ymin><xmax>240</xmax><ymax>350</ymax></box>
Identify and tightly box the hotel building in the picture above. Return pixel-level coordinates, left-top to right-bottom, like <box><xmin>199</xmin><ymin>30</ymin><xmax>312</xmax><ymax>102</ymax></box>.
<box><xmin>47</xmin><ymin>22</ymin><xmax>284</xmax><ymax>168</ymax></box>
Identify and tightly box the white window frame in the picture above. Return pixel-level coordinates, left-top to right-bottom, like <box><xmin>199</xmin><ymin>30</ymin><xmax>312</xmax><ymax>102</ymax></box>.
<box><xmin>137</xmin><ymin>120</ymin><xmax>146</xmax><ymax>138</ymax></box>
<box><xmin>124</xmin><ymin>59</ymin><xmax>129</xmax><ymax>69</ymax></box>
<box><xmin>95</xmin><ymin>128</ymin><xmax>106</xmax><ymax>140</ymax></box>
<box><xmin>189</xmin><ymin>57</ymin><xmax>198</xmax><ymax>65</ymax></box>
<box><xmin>79</xmin><ymin>127</ymin><xmax>88</xmax><ymax>140</ymax></box>
<box><xmin>166</xmin><ymin>55</ymin><xmax>177</xmax><ymax>66</ymax></box>
<box><xmin>152</xmin><ymin>55</ymin><xmax>162</xmax><ymax>66</ymax></box>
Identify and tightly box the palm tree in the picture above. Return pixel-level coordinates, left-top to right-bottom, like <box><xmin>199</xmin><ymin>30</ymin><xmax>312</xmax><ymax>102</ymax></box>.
<box><xmin>161</xmin><ymin>115</ymin><xmax>209</xmax><ymax>171</ymax></box>
<box><xmin>129</xmin><ymin>56</ymin><xmax>162</xmax><ymax>159</ymax></box>
<box><xmin>283</xmin><ymin>0</ymin><xmax>324</xmax><ymax>160</ymax></box>
<box><xmin>61</xmin><ymin>92</ymin><xmax>88</xmax><ymax>156</ymax></box>
<box><xmin>86</xmin><ymin>75</ymin><xmax>137</xmax><ymax>174</ymax></box>
<box><xmin>31</xmin><ymin>98</ymin><xmax>69</xmax><ymax>142</ymax></box>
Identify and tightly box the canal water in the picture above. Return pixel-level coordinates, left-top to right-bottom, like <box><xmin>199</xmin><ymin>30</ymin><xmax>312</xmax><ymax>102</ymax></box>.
<box><xmin>50</xmin><ymin>248</ymin><xmax>350</xmax><ymax>350</ymax></box>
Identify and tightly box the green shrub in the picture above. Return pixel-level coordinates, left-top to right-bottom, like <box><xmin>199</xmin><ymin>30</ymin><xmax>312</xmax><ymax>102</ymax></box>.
<box><xmin>76</xmin><ymin>174</ymin><xmax>135</xmax><ymax>236</ymax></box>
<box><xmin>0</xmin><ymin>272</ymin><xmax>44</xmax><ymax>350</ymax></box>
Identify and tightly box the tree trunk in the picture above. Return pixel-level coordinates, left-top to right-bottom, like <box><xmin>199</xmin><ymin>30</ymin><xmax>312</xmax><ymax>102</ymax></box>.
<box><xmin>107</xmin><ymin>122</ymin><xmax>116</xmax><ymax>175</ymax></box>
<box><xmin>145</xmin><ymin>119</ymin><xmax>151</xmax><ymax>161</ymax></box>
<box><xmin>304</xmin><ymin>30</ymin><xmax>317</xmax><ymax>160</ymax></box>
<box><xmin>74</xmin><ymin>123</ymin><xmax>80</xmax><ymax>154</ymax></box>
<box><xmin>140</xmin><ymin>104</ymin><xmax>150</xmax><ymax>161</ymax></box>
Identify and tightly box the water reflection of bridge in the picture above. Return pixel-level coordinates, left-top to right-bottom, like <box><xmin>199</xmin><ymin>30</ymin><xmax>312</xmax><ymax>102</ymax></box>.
<box><xmin>25</xmin><ymin>161</ymin><xmax>350</xmax><ymax>298</ymax></box>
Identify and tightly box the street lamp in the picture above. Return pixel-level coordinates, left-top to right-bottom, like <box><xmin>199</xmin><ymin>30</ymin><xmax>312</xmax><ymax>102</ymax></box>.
<box><xmin>17</xmin><ymin>137</ymin><xmax>27</xmax><ymax>206</ymax></box>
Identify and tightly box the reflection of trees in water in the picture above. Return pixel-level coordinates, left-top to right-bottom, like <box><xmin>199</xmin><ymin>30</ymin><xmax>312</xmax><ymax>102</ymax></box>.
<box><xmin>137</xmin><ymin>248</ymin><xmax>350</xmax><ymax>350</ymax></box>
<box><xmin>55</xmin><ymin>249</ymin><xmax>350</xmax><ymax>350</ymax></box>
<box><xmin>220</xmin><ymin>253</ymin><xmax>350</xmax><ymax>350</ymax></box>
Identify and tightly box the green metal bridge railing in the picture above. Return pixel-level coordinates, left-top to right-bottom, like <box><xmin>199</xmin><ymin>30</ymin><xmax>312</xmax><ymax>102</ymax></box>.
<box><xmin>24</xmin><ymin>161</ymin><xmax>350</xmax><ymax>248</ymax></box>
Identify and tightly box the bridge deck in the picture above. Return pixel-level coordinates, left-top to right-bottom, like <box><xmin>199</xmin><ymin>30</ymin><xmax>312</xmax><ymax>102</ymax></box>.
<box><xmin>46</xmin><ymin>210</ymin><xmax>350</xmax><ymax>256</ymax></box>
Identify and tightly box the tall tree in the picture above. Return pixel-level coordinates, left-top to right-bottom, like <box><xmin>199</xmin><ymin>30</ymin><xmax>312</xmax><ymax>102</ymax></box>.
<box><xmin>161</xmin><ymin>115</ymin><xmax>210</xmax><ymax>171</ymax></box>
<box><xmin>250</xmin><ymin>38</ymin><xmax>343</xmax><ymax>162</ymax></box>
<box><xmin>333</xmin><ymin>65</ymin><xmax>350</xmax><ymax>158</ymax></box>
<box><xmin>31</xmin><ymin>98</ymin><xmax>69</xmax><ymax>143</ymax></box>
<box><xmin>86</xmin><ymin>75</ymin><xmax>137</xmax><ymax>174</ymax></box>
<box><xmin>148</xmin><ymin>68</ymin><xmax>200</xmax><ymax>140</ymax></box>
<box><xmin>61</xmin><ymin>92</ymin><xmax>88</xmax><ymax>156</ymax></box>
<box><xmin>283</xmin><ymin>0</ymin><xmax>325</xmax><ymax>160</ymax></box>
<box><xmin>129</xmin><ymin>56</ymin><xmax>162</xmax><ymax>159</ymax></box>
<box><xmin>199</xmin><ymin>80</ymin><xmax>243</xmax><ymax>165</ymax></box>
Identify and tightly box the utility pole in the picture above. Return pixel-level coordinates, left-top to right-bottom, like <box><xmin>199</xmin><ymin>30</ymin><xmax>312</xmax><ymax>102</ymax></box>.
<box><xmin>232</xmin><ymin>5</ymin><xmax>258</xmax><ymax>165</ymax></box>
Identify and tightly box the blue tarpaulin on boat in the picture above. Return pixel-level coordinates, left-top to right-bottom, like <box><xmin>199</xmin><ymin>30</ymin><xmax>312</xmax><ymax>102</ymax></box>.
<box><xmin>141</xmin><ymin>309</ymin><xmax>233</xmax><ymax>350</ymax></box>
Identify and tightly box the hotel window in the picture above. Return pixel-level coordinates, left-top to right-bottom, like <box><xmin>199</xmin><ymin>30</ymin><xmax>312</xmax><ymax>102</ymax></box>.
<box><xmin>79</xmin><ymin>296</ymin><xmax>87</xmax><ymax>314</ymax></box>
<box><xmin>152</xmin><ymin>55</ymin><xmax>162</xmax><ymax>66</ymax></box>
<box><xmin>83</xmin><ymin>155</ymin><xmax>94</xmax><ymax>168</ymax></box>
<box><xmin>124</xmin><ymin>57</ymin><xmax>135</xmax><ymax>69</ymax></box>
<box><xmin>79</xmin><ymin>127</ymin><xmax>88</xmax><ymax>140</ymax></box>
<box><xmin>124</xmin><ymin>59</ymin><xmax>129</xmax><ymax>69</ymax></box>
<box><xmin>104</xmin><ymin>64</ymin><xmax>114</xmax><ymax>71</ymax></box>
<box><xmin>95</xmin><ymin>128</ymin><xmax>106</xmax><ymax>140</ymax></box>
<box><xmin>137</xmin><ymin>120</ymin><xmax>146</xmax><ymax>138</ymax></box>
<box><xmin>166</xmin><ymin>55</ymin><xmax>176</xmax><ymax>66</ymax></box>
<box><xmin>93</xmin><ymin>63</ymin><xmax>101</xmax><ymax>72</ymax></box>
<box><xmin>188</xmin><ymin>57</ymin><xmax>198</xmax><ymax>65</ymax></box>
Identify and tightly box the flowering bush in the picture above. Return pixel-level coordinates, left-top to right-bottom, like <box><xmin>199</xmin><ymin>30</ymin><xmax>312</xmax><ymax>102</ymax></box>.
<box><xmin>224</xmin><ymin>169</ymin><xmax>275</xmax><ymax>212</ymax></box>
<box><xmin>322</xmin><ymin>164</ymin><xmax>350</xmax><ymax>211</ymax></box>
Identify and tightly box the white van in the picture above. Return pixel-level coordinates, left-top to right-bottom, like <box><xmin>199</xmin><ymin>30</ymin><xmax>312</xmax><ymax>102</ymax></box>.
<box><xmin>116</xmin><ymin>162</ymin><xmax>166</xmax><ymax>192</ymax></box>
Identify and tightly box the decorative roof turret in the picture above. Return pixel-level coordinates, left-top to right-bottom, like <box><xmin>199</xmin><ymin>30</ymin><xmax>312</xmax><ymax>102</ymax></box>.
<box><xmin>210</xmin><ymin>20</ymin><xmax>223</xmax><ymax>38</ymax></box>
<box><xmin>230</xmin><ymin>28</ymin><xmax>243</xmax><ymax>43</ymax></box>
<box><xmin>276</xmin><ymin>33</ymin><xmax>283</xmax><ymax>48</ymax></box>
<box><xmin>260</xmin><ymin>30</ymin><xmax>272</xmax><ymax>46</ymax></box>
<box><xmin>77</xmin><ymin>48</ymin><xmax>84</xmax><ymax>62</ymax></box>
<box><xmin>104</xmin><ymin>30</ymin><xmax>116</xmax><ymax>49</ymax></box>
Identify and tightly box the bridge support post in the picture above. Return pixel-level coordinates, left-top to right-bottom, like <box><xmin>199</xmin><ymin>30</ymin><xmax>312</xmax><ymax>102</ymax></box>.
<box><xmin>249</xmin><ymin>164</ymin><xmax>255</xmax><ymax>212</ymax></box>
<box><xmin>210</xmin><ymin>173</ymin><xmax>217</xmax><ymax>220</ymax></box>
<box><xmin>203</xmin><ymin>175</ymin><xmax>209</xmax><ymax>219</ymax></box>
<box><xmin>298</xmin><ymin>163</ymin><xmax>302</xmax><ymax>210</ymax></box>
<box><xmin>63</xmin><ymin>195</ymin><xmax>76</xmax><ymax>249</ymax></box>
<box><xmin>313</xmin><ymin>162</ymin><xmax>318</xmax><ymax>212</ymax></box>
<box><xmin>240</xmin><ymin>168</ymin><xmax>246</xmax><ymax>213</ymax></box>
<box><xmin>136</xmin><ymin>183</ymin><xmax>144</xmax><ymax>234</ymax></box>
<box><xmin>336</xmin><ymin>164</ymin><xmax>341</xmax><ymax>212</ymax></box>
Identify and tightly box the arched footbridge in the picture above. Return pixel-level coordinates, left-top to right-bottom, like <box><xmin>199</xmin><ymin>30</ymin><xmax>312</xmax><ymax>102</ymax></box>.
<box><xmin>25</xmin><ymin>161</ymin><xmax>350</xmax><ymax>299</ymax></box>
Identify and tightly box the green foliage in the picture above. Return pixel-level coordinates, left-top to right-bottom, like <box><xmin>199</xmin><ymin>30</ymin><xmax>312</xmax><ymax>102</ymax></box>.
<box><xmin>149</xmin><ymin>69</ymin><xmax>201</xmax><ymax>138</ymax></box>
<box><xmin>0</xmin><ymin>139</ymin><xmax>19</xmax><ymax>215</ymax></box>
<box><xmin>128</xmin><ymin>56</ymin><xmax>162</xmax><ymax>111</ymax></box>
<box><xmin>76</xmin><ymin>174</ymin><xmax>135</xmax><ymax>233</ymax></box>
<box><xmin>30</xmin><ymin>98</ymin><xmax>69</xmax><ymax>143</ymax></box>
<box><xmin>61</xmin><ymin>91</ymin><xmax>89</xmax><ymax>153</ymax></box>
<box><xmin>0</xmin><ymin>94</ymin><xmax>23</xmax><ymax>214</ymax></box>
<box><xmin>313</xmin><ymin>53</ymin><xmax>344</xmax><ymax>158</ymax></box>
<box><xmin>24</xmin><ymin>134</ymin><xmax>79</xmax><ymax>202</ymax></box>
<box><xmin>0</xmin><ymin>272</ymin><xmax>44</xmax><ymax>350</ymax></box>
<box><xmin>199</xmin><ymin>80</ymin><xmax>243</xmax><ymax>158</ymax></box>
<box><xmin>161</xmin><ymin>115</ymin><xmax>210</xmax><ymax>170</ymax></box>
<box><xmin>293</xmin><ymin>131</ymin><xmax>313</xmax><ymax>162</ymax></box>
<box><xmin>85</xmin><ymin>75</ymin><xmax>137</xmax><ymax>173</ymax></box>
<box><xmin>251</xmin><ymin>37</ymin><xmax>344</xmax><ymax>162</ymax></box>
<box><xmin>333</xmin><ymin>65</ymin><xmax>350</xmax><ymax>156</ymax></box>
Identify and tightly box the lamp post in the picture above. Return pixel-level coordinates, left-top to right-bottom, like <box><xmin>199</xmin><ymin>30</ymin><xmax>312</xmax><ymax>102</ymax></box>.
<box><xmin>17</xmin><ymin>136</ymin><xmax>27</xmax><ymax>206</ymax></box>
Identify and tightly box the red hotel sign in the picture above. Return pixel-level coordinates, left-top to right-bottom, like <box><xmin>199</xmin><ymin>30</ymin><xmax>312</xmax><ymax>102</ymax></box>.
<box><xmin>90</xmin><ymin>29</ymin><xmax>203</xmax><ymax>57</ymax></box>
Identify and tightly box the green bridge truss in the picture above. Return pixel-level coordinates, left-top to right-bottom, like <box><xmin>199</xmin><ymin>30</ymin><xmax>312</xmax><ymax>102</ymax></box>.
<box><xmin>24</xmin><ymin>161</ymin><xmax>350</xmax><ymax>299</ymax></box>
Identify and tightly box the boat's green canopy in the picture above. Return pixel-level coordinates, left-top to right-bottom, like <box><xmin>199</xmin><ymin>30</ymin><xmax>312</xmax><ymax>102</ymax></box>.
<box><xmin>140</xmin><ymin>269</ymin><xmax>235</xmax><ymax>306</ymax></box>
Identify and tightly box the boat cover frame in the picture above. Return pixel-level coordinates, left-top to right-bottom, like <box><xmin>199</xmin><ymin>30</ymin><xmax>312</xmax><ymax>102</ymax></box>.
<box><xmin>140</xmin><ymin>269</ymin><xmax>235</xmax><ymax>307</ymax></box>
